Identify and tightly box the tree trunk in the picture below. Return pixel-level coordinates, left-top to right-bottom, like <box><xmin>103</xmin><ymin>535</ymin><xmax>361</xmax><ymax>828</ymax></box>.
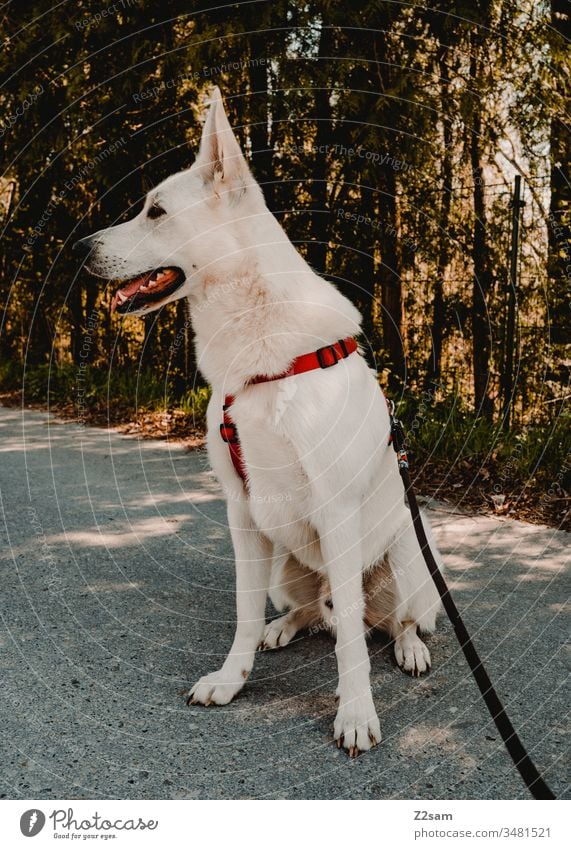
<box><xmin>249</xmin><ymin>39</ymin><xmax>274</xmax><ymax>210</ymax></box>
<box><xmin>547</xmin><ymin>0</ymin><xmax>570</xmax><ymax>346</ymax></box>
<box><xmin>306</xmin><ymin>23</ymin><xmax>335</xmax><ymax>274</ymax></box>
<box><xmin>171</xmin><ymin>297</ymin><xmax>198</xmax><ymax>396</ymax></box>
<box><xmin>469</xmin><ymin>37</ymin><xmax>494</xmax><ymax>420</ymax></box>
<box><xmin>378</xmin><ymin>166</ymin><xmax>404</xmax><ymax>386</ymax></box>
<box><xmin>25</xmin><ymin>174</ymin><xmax>54</xmax><ymax>364</ymax></box>
<box><xmin>358</xmin><ymin>182</ymin><xmax>378</xmax><ymax>355</ymax></box>
<box><xmin>426</xmin><ymin>45</ymin><xmax>453</xmax><ymax>390</ymax></box>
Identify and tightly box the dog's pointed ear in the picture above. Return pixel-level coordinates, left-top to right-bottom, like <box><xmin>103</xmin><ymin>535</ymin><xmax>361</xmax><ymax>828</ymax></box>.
<box><xmin>195</xmin><ymin>87</ymin><xmax>248</xmax><ymax>187</ymax></box>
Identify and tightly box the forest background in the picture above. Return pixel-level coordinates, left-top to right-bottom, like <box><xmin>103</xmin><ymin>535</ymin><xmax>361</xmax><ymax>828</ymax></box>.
<box><xmin>0</xmin><ymin>1</ymin><xmax>569</xmax><ymax>526</ymax></box>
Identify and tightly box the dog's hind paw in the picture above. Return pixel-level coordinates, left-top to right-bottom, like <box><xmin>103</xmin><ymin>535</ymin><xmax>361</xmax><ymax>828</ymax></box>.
<box><xmin>333</xmin><ymin>694</ymin><xmax>381</xmax><ymax>757</ymax></box>
<box><xmin>258</xmin><ymin>614</ymin><xmax>297</xmax><ymax>650</ymax></box>
<box><xmin>186</xmin><ymin>669</ymin><xmax>247</xmax><ymax>706</ymax></box>
<box><xmin>394</xmin><ymin>629</ymin><xmax>431</xmax><ymax>677</ymax></box>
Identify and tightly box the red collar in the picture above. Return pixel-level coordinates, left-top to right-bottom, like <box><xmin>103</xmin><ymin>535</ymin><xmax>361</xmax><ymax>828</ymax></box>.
<box><xmin>220</xmin><ymin>337</ymin><xmax>358</xmax><ymax>485</ymax></box>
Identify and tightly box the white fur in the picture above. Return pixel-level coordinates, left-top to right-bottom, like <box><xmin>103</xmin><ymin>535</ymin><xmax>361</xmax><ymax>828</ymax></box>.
<box><xmin>84</xmin><ymin>87</ymin><xmax>443</xmax><ymax>756</ymax></box>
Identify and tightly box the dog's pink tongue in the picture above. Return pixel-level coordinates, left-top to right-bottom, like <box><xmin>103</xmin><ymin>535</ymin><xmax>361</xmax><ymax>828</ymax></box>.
<box><xmin>119</xmin><ymin>275</ymin><xmax>147</xmax><ymax>297</ymax></box>
<box><xmin>111</xmin><ymin>273</ymin><xmax>149</xmax><ymax>312</ymax></box>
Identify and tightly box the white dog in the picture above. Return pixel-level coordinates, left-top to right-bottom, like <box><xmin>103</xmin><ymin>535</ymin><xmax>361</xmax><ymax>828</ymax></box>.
<box><xmin>75</xmin><ymin>87</ymin><xmax>443</xmax><ymax>756</ymax></box>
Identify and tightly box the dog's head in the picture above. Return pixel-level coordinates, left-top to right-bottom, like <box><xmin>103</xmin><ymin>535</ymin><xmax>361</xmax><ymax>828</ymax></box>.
<box><xmin>74</xmin><ymin>87</ymin><xmax>265</xmax><ymax>315</ymax></box>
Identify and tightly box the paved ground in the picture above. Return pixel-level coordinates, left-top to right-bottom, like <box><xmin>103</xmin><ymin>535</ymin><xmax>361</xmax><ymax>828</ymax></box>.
<box><xmin>0</xmin><ymin>404</ymin><xmax>568</xmax><ymax>800</ymax></box>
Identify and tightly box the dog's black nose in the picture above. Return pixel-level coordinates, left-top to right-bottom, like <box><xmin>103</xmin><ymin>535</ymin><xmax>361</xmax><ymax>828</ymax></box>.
<box><xmin>72</xmin><ymin>235</ymin><xmax>95</xmax><ymax>256</ymax></box>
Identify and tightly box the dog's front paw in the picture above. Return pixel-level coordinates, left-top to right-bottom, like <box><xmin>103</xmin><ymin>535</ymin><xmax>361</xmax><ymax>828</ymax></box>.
<box><xmin>186</xmin><ymin>668</ymin><xmax>247</xmax><ymax>706</ymax></box>
<box><xmin>394</xmin><ymin>631</ymin><xmax>431</xmax><ymax>677</ymax></box>
<box><xmin>334</xmin><ymin>693</ymin><xmax>381</xmax><ymax>757</ymax></box>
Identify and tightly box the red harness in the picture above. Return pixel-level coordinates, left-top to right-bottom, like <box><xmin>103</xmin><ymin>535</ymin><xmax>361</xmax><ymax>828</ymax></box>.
<box><xmin>220</xmin><ymin>337</ymin><xmax>358</xmax><ymax>485</ymax></box>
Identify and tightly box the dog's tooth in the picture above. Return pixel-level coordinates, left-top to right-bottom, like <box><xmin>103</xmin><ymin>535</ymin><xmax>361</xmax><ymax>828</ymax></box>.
<box><xmin>156</xmin><ymin>271</ymin><xmax>165</xmax><ymax>281</ymax></box>
<box><xmin>139</xmin><ymin>285</ymin><xmax>148</xmax><ymax>292</ymax></box>
<box><xmin>117</xmin><ymin>292</ymin><xmax>127</xmax><ymax>304</ymax></box>
<box><xmin>148</xmin><ymin>280</ymin><xmax>157</xmax><ymax>288</ymax></box>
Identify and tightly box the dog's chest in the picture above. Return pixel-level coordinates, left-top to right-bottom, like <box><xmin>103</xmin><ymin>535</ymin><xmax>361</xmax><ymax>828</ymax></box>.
<box><xmin>241</xmin><ymin>420</ymin><xmax>318</xmax><ymax>547</ymax></box>
<box><xmin>210</xmin><ymin>395</ymin><xmax>323</xmax><ymax>565</ymax></box>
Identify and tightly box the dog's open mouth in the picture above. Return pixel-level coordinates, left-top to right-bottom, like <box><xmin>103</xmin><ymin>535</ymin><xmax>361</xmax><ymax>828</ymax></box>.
<box><xmin>111</xmin><ymin>266</ymin><xmax>185</xmax><ymax>313</ymax></box>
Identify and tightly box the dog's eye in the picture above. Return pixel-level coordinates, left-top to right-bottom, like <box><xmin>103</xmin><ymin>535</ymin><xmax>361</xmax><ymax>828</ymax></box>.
<box><xmin>147</xmin><ymin>204</ymin><xmax>166</xmax><ymax>220</ymax></box>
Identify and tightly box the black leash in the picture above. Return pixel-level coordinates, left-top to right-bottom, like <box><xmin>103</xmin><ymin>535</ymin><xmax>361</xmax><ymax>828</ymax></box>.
<box><xmin>388</xmin><ymin>403</ymin><xmax>556</xmax><ymax>800</ymax></box>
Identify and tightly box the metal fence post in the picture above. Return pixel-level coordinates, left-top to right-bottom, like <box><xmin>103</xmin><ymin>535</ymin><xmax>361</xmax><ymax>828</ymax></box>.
<box><xmin>501</xmin><ymin>175</ymin><xmax>525</xmax><ymax>429</ymax></box>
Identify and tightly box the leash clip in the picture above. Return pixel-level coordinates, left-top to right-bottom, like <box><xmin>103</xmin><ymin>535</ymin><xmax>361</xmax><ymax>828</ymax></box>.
<box><xmin>388</xmin><ymin>402</ymin><xmax>409</xmax><ymax>468</ymax></box>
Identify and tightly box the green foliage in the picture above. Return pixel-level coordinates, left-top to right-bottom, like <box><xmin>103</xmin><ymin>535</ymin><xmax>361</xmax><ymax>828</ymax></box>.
<box><xmin>0</xmin><ymin>359</ymin><xmax>23</xmax><ymax>391</ymax></box>
<box><xmin>0</xmin><ymin>363</ymin><xmax>210</xmax><ymax>430</ymax></box>
<box><xmin>179</xmin><ymin>385</ymin><xmax>211</xmax><ymax>422</ymax></box>
<box><xmin>397</xmin><ymin>389</ymin><xmax>571</xmax><ymax>488</ymax></box>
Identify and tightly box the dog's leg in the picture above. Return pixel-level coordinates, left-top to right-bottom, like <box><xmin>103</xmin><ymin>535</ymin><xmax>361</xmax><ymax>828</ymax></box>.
<box><xmin>259</xmin><ymin>609</ymin><xmax>306</xmax><ymax>650</ymax></box>
<box><xmin>188</xmin><ymin>500</ymin><xmax>271</xmax><ymax>706</ymax></box>
<box><xmin>261</xmin><ymin>553</ymin><xmax>325</xmax><ymax>649</ymax></box>
<box><xmin>392</xmin><ymin>619</ymin><xmax>431</xmax><ymax>676</ymax></box>
<box><xmin>384</xmin><ymin>510</ymin><xmax>443</xmax><ymax>676</ymax></box>
<box><xmin>387</xmin><ymin>509</ymin><xmax>443</xmax><ymax>633</ymax></box>
<box><xmin>320</xmin><ymin>509</ymin><xmax>381</xmax><ymax>756</ymax></box>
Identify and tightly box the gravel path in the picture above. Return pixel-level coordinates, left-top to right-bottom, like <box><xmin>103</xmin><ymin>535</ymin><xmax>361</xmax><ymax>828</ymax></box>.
<box><xmin>0</xmin><ymin>405</ymin><xmax>568</xmax><ymax>799</ymax></box>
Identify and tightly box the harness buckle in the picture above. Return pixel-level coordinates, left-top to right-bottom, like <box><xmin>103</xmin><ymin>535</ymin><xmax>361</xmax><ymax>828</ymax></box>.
<box><xmin>316</xmin><ymin>344</ymin><xmax>339</xmax><ymax>369</ymax></box>
<box><xmin>220</xmin><ymin>422</ymin><xmax>239</xmax><ymax>444</ymax></box>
